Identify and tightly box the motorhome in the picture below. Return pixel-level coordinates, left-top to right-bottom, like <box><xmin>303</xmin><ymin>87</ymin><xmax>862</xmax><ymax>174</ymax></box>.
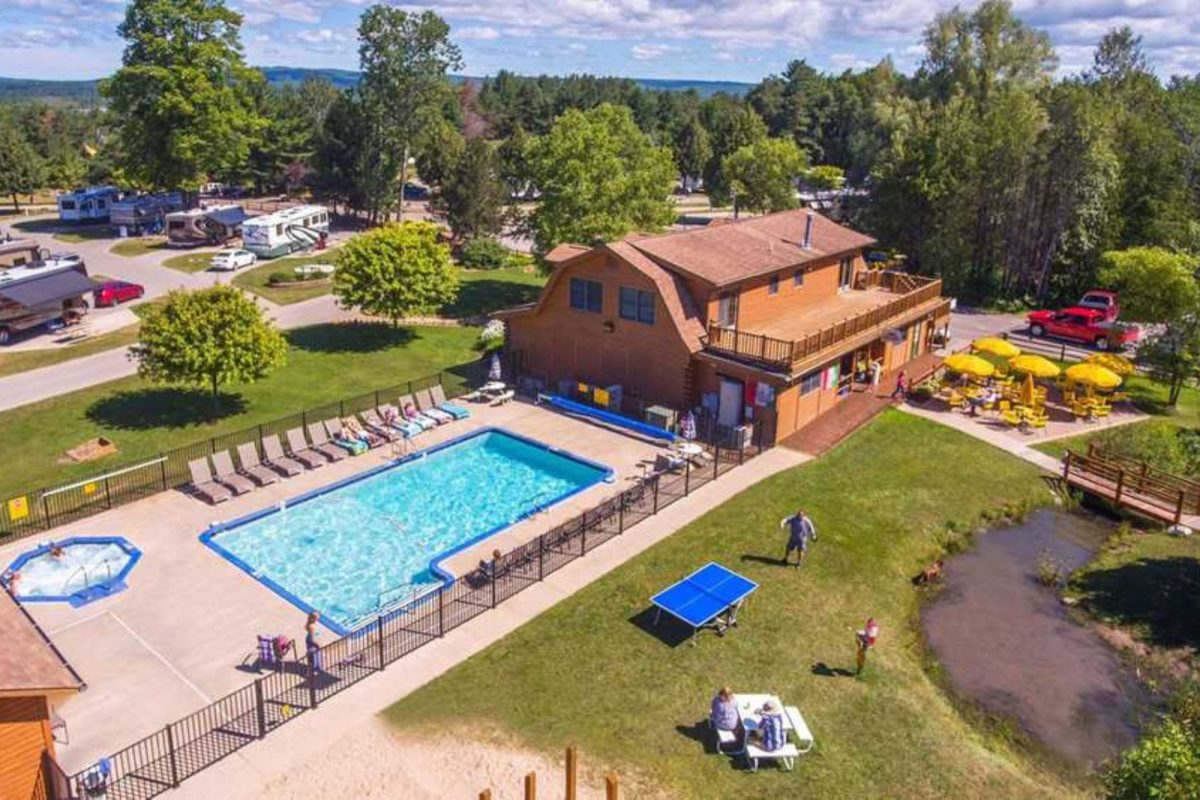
<box><xmin>241</xmin><ymin>205</ymin><xmax>329</xmax><ymax>259</ymax></box>
<box><xmin>0</xmin><ymin>260</ymin><xmax>93</xmax><ymax>344</ymax></box>
<box><xmin>165</xmin><ymin>205</ymin><xmax>252</xmax><ymax>248</ymax></box>
<box><xmin>111</xmin><ymin>192</ymin><xmax>185</xmax><ymax>235</ymax></box>
<box><xmin>57</xmin><ymin>186</ymin><xmax>121</xmax><ymax>223</ymax></box>
<box><xmin>0</xmin><ymin>239</ymin><xmax>41</xmax><ymax>269</ymax></box>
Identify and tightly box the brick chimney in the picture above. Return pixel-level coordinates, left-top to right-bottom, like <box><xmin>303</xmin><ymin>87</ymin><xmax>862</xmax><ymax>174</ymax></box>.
<box><xmin>802</xmin><ymin>211</ymin><xmax>814</xmax><ymax>250</ymax></box>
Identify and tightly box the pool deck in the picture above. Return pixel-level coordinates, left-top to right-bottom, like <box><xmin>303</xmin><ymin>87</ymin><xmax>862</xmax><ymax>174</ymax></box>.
<box><xmin>0</xmin><ymin>398</ymin><xmax>673</xmax><ymax>774</ymax></box>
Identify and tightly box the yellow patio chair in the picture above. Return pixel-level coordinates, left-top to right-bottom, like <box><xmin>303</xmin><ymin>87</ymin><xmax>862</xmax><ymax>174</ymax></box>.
<box><xmin>1092</xmin><ymin>403</ymin><xmax>1111</xmax><ymax>418</ymax></box>
<box><xmin>1001</xmin><ymin>408</ymin><xmax>1023</xmax><ymax>427</ymax></box>
<box><xmin>1111</xmin><ymin>391</ymin><xmax>1128</xmax><ymax>404</ymax></box>
<box><xmin>947</xmin><ymin>390</ymin><xmax>963</xmax><ymax>409</ymax></box>
<box><xmin>1028</xmin><ymin>413</ymin><xmax>1048</xmax><ymax>429</ymax></box>
<box><xmin>1071</xmin><ymin>401</ymin><xmax>1091</xmax><ymax>419</ymax></box>
<box><xmin>998</xmin><ymin>399</ymin><xmax>1011</xmax><ymax>413</ymax></box>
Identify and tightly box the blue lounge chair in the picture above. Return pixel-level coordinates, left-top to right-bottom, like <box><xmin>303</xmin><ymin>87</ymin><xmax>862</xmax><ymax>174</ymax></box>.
<box><xmin>415</xmin><ymin>388</ymin><xmax>455</xmax><ymax>424</ymax></box>
<box><xmin>398</xmin><ymin>394</ymin><xmax>440</xmax><ymax>429</ymax></box>
<box><xmin>429</xmin><ymin>384</ymin><xmax>470</xmax><ymax>420</ymax></box>
<box><xmin>377</xmin><ymin>404</ymin><xmax>423</xmax><ymax>438</ymax></box>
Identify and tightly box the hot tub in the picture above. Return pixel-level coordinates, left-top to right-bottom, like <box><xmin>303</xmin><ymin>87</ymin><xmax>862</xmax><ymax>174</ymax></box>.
<box><xmin>3</xmin><ymin>536</ymin><xmax>141</xmax><ymax>607</ymax></box>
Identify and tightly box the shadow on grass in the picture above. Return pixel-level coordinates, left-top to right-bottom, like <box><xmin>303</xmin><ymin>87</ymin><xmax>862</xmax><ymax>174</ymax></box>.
<box><xmin>676</xmin><ymin>721</ymin><xmax>721</xmax><ymax>755</ymax></box>
<box><xmin>87</xmin><ymin>387</ymin><xmax>247</xmax><ymax>430</ymax></box>
<box><xmin>811</xmin><ymin>662</ymin><xmax>856</xmax><ymax>678</ymax></box>
<box><xmin>442</xmin><ymin>278</ymin><xmax>542</xmax><ymax>319</ymax></box>
<box><xmin>740</xmin><ymin>553</ymin><xmax>787</xmax><ymax>568</ymax></box>
<box><xmin>288</xmin><ymin>322</ymin><xmax>417</xmax><ymax>354</ymax></box>
<box><xmin>628</xmin><ymin>607</ymin><xmax>694</xmax><ymax>648</ymax></box>
<box><xmin>12</xmin><ymin>217</ymin><xmax>109</xmax><ymax>239</ymax></box>
<box><xmin>1075</xmin><ymin>555</ymin><xmax>1200</xmax><ymax>649</ymax></box>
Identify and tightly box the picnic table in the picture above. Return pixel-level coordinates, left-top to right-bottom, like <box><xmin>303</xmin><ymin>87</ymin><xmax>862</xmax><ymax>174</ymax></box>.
<box><xmin>733</xmin><ymin>693</ymin><xmax>814</xmax><ymax>771</ymax></box>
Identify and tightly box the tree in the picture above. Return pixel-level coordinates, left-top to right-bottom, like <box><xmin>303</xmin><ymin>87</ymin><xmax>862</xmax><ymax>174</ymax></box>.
<box><xmin>101</xmin><ymin>0</ymin><xmax>266</xmax><ymax>192</ymax></box>
<box><xmin>1105</xmin><ymin>684</ymin><xmax>1200</xmax><ymax>800</ymax></box>
<box><xmin>702</xmin><ymin>102</ymin><xmax>768</xmax><ymax>206</ymax></box>
<box><xmin>1100</xmin><ymin>247</ymin><xmax>1200</xmax><ymax>406</ymax></box>
<box><xmin>333</xmin><ymin>221</ymin><xmax>460</xmax><ymax>325</ymax></box>
<box><xmin>673</xmin><ymin>118</ymin><xmax>711</xmax><ymax>193</ymax></box>
<box><xmin>357</xmin><ymin>6</ymin><xmax>462</xmax><ymax>221</ymax></box>
<box><xmin>723</xmin><ymin>138</ymin><xmax>808</xmax><ymax>214</ymax></box>
<box><xmin>526</xmin><ymin>103</ymin><xmax>676</xmax><ymax>255</ymax></box>
<box><xmin>133</xmin><ymin>286</ymin><xmax>287</xmax><ymax>411</ymax></box>
<box><xmin>442</xmin><ymin>138</ymin><xmax>505</xmax><ymax>241</ymax></box>
<box><xmin>0</xmin><ymin>121</ymin><xmax>45</xmax><ymax>211</ymax></box>
<box><xmin>413</xmin><ymin>115</ymin><xmax>465</xmax><ymax>190</ymax></box>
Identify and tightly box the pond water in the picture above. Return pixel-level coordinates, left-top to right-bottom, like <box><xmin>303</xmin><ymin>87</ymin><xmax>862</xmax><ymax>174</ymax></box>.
<box><xmin>922</xmin><ymin>509</ymin><xmax>1144</xmax><ymax>768</ymax></box>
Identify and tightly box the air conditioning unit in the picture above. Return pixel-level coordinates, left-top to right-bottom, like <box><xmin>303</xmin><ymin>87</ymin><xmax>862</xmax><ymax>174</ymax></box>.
<box><xmin>645</xmin><ymin>404</ymin><xmax>677</xmax><ymax>432</ymax></box>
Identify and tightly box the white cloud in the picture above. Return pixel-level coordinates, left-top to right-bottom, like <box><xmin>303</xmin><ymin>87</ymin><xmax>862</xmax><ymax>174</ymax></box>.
<box><xmin>631</xmin><ymin>42</ymin><xmax>681</xmax><ymax>61</ymax></box>
<box><xmin>457</xmin><ymin>25</ymin><xmax>501</xmax><ymax>40</ymax></box>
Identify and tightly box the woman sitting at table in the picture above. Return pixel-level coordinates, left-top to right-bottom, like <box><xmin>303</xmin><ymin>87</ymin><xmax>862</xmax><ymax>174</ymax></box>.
<box><xmin>755</xmin><ymin>699</ymin><xmax>786</xmax><ymax>752</ymax></box>
<box><xmin>709</xmin><ymin>686</ymin><xmax>742</xmax><ymax>741</ymax></box>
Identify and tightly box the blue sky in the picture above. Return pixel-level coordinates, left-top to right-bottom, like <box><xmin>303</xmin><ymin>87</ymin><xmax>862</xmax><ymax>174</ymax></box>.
<box><xmin>2</xmin><ymin>1</ymin><xmax>1199</xmax><ymax>83</ymax></box>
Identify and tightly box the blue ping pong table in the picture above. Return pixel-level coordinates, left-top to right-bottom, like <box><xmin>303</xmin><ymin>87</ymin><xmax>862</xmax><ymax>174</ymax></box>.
<box><xmin>650</xmin><ymin>562</ymin><xmax>758</xmax><ymax>644</ymax></box>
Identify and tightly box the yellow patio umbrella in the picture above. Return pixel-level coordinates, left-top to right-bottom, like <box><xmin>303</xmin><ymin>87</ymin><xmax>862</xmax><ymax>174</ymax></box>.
<box><xmin>944</xmin><ymin>353</ymin><xmax>996</xmax><ymax>379</ymax></box>
<box><xmin>973</xmin><ymin>337</ymin><xmax>1020</xmax><ymax>358</ymax></box>
<box><xmin>1085</xmin><ymin>353</ymin><xmax>1135</xmax><ymax>376</ymax></box>
<box><xmin>1019</xmin><ymin>373</ymin><xmax>1036</xmax><ymax>406</ymax></box>
<box><xmin>1065</xmin><ymin>362</ymin><xmax>1122</xmax><ymax>390</ymax></box>
<box><xmin>1007</xmin><ymin>354</ymin><xmax>1061</xmax><ymax>378</ymax></box>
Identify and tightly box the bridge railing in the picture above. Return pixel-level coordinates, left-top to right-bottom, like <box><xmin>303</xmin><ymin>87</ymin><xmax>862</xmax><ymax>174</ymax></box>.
<box><xmin>1062</xmin><ymin>449</ymin><xmax>1197</xmax><ymax>524</ymax></box>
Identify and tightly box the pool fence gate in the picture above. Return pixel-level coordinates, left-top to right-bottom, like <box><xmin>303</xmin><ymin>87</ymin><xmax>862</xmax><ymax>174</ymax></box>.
<box><xmin>51</xmin><ymin>424</ymin><xmax>765</xmax><ymax>799</ymax></box>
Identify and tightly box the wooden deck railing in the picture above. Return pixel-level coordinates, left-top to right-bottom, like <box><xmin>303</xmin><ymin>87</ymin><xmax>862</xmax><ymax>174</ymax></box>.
<box><xmin>702</xmin><ymin>274</ymin><xmax>946</xmax><ymax>371</ymax></box>
<box><xmin>1063</xmin><ymin>448</ymin><xmax>1200</xmax><ymax>524</ymax></box>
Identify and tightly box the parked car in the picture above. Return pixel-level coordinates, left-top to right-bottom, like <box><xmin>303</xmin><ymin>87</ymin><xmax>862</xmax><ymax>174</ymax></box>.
<box><xmin>210</xmin><ymin>249</ymin><xmax>257</xmax><ymax>271</ymax></box>
<box><xmin>1026</xmin><ymin>306</ymin><xmax>1140</xmax><ymax>351</ymax></box>
<box><xmin>93</xmin><ymin>280</ymin><xmax>145</xmax><ymax>307</ymax></box>
<box><xmin>1075</xmin><ymin>290</ymin><xmax>1120</xmax><ymax>321</ymax></box>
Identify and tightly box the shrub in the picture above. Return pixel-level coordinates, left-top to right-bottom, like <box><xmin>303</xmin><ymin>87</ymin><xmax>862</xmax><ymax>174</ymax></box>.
<box><xmin>1094</xmin><ymin>421</ymin><xmax>1197</xmax><ymax>477</ymax></box>
<box><xmin>459</xmin><ymin>237</ymin><xmax>512</xmax><ymax>269</ymax></box>
<box><xmin>267</xmin><ymin>271</ymin><xmax>292</xmax><ymax>286</ymax></box>
<box><xmin>477</xmin><ymin>319</ymin><xmax>505</xmax><ymax>351</ymax></box>
<box><xmin>1104</xmin><ymin>684</ymin><xmax>1200</xmax><ymax>799</ymax></box>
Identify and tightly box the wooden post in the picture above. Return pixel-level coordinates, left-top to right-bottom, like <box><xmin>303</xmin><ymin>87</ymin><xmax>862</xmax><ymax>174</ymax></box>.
<box><xmin>606</xmin><ymin>774</ymin><xmax>619</xmax><ymax>800</ymax></box>
<box><xmin>479</xmin><ymin>790</ymin><xmax>491</xmax><ymax>800</ymax></box>
<box><xmin>1176</xmin><ymin>490</ymin><xmax>1185</xmax><ymax>525</ymax></box>
<box><xmin>1114</xmin><ymin>469</ymin><xmax>1125</xmax><ymax>504</ymax></box>
<box><xmin>524</xmin><ymin>772</ymin><xmax>537</xmax><ymax>800</ymax></box>
<box><xmin>565</xmin><ymin>746</ymin><xmax>578</xmax><ymax>800</ymax></box>
<box><xmin>1138</xmin><ymin>462</ymin><xmax>1148</xmax><ymax>493</ymax></box>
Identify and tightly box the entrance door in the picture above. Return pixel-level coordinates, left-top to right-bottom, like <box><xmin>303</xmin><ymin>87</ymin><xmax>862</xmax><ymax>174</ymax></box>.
<box><xmin>910</xmin><ymin>320</ymin><xmax>923</xmax><ymax>359</ymax></box>
<box><xmin>718</xmin><ymin>377</ymin><xmax>743</xmax><ymax>427</ymax></box>
<box><xmin>717</xmin><ymin>292</ymin><xmax>739</xmax><ymax>328</ymax></box>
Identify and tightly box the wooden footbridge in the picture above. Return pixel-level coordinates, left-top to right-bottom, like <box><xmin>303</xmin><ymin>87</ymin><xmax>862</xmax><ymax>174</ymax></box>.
<box><xmin>1062</xmin><ymin>443</ymin><xmax>1200</xmax><ymax>529</ymax></box>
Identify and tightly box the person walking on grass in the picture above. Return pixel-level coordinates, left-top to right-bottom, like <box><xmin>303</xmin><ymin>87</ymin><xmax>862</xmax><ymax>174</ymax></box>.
<box><xmin>780</xmin><ymin>508</ymin><xmax>817</xmax><ymax>568</ymax></box>
<box><xmin>855</xmin><ymin>617</ymin><xmax>880</xmax><ymax>675</ymax></box>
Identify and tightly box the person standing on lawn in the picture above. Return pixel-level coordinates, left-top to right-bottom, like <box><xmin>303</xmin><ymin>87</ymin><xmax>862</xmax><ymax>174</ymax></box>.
<box><xmin>855</xmin><ymin>617</ymin><xmax>880</xmax><ymax>675</ymax></box>
<box><xmin>780</xmin><ymin>509</ymin><xmax>818</xmax><ymax>568</ymax></box>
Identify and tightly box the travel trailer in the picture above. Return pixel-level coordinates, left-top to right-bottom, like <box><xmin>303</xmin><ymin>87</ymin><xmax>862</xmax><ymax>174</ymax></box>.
<box><xmin>111</xmin><ymin>192</ymin><xmax>185</xmax><ymax>235</ymax></box>
<box><xmin>0</xmin><ymin>239</ymin><xmax>41</xmax><ymax>269</ymax></box>
<box><xmin>241</xmin><ymin>205</ymin><xmax>330</xmax><ymax>259</ymax></box>
<box><xmin>165</xmin><ymin>205</ymin><xmax>251</xmax><ymax>248</ymax></box>
<box><xmin>57</xmin><ymin>186</ymin><xmax>121</xmax><ymax>223</ymax></box>
<box><xmin>0</xmin><ymin>259</ymin><xmax>93</xmax><ymax>344</ymax></box>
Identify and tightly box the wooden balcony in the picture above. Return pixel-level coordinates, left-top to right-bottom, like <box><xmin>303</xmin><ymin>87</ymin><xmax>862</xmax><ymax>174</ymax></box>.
<box><xmin>701</xmin><ymin>272</ymin><xmax>948</xmax><ymax>374</ymax></box>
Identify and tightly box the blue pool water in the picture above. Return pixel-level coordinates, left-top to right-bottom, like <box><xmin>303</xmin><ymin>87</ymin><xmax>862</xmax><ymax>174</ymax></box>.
<box><xmin>204</xmin><ymin>428</ymin><xmax>610</xmax><ymax>633</ymax></box>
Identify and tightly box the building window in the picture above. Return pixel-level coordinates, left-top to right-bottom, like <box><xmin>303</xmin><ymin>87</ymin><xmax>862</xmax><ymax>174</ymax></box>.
<box><xmin>569</xmin><ymin>277</ymin><xmax>603</xmax><ymax>313</ymax></box>
<box><xmin>838</xmin><ymin>257</ymin><xmax>854</xmax><ymax>292</ymax></box>
<box><xmin>793</xmin><ymin>269</ymin><xmax>805</xmax><ymax>288</ymax></box>
<box><xmin>619</xmin><ymin>287</ymin><xmax>655</xmax><ymax>324</ymax></box>
<box><xmin>768</xmin><ymin>274</ymin><xmax>780</xmax><ymax>295</ymax></box>
<box><xmin>800</xmin><ymin>370</ymin><xmax>822</xmax><ymax>395</ymax></box>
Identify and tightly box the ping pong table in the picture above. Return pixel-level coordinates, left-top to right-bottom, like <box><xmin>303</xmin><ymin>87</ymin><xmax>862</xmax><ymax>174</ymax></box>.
<box><xmin>650</xmin><ymin>562</ymin><xmax>758</xmax><ymax>644</ymax></box>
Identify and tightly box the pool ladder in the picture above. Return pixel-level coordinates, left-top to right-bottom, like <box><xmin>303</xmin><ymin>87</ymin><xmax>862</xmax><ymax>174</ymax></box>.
<box><xmin>62</xmin><ymin>562</ymin><xmax>112</xmax><ymax>595</ymax></box>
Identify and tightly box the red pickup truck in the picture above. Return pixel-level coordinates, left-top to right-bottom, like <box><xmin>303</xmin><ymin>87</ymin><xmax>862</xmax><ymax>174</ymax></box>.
<box><xmin>1026</xmin><ymin>307</ymin><xmax>1140</xmax><ymax>351</ymax></box>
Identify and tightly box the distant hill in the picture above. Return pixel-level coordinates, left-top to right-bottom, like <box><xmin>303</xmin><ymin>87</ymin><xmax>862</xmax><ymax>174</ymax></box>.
<box><xmin>0</xmin><ymin>68</ymin><xmax>752</xmax><ymax>105</ymax></box>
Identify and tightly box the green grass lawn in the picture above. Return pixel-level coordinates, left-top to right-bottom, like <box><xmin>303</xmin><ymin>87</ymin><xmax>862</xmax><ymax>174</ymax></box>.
<box><xmin>0</xmin><ymin>323</ymin><xmax>479</xmax><ymax>499</ymax></box>
<box><xmin>110</xmin><ymin>237</ymin><xmax>167</xmax><ymax>257</ymax></box>
<box><xmin>385</xmin><ymin>412</ymin><xmax>1085</xmax><ymax>799</ymax></box>
<box><xmin>161</xmin><ymin>251</ymin><xmax>221</xmax><ymax>273</ymax></box>
<box><xmin>442</xmin><ymin>267</ymin><xmax>546</xmax><ymax>318</ymax></box>
<box><xmin>0</xmin><ymin>326</ymin><xmax>141</xmax><ymax>379</ymax></box>
<box><xmin>232</xmin><ymin>254</ymin><xmax>341</xmax><ymax>305</ymax></box>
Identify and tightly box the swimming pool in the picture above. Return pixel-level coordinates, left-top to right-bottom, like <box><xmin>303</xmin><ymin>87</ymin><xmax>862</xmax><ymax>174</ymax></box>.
<box><xmin>4</xmin><ymin>536</ymin><xmax>141</xmax><ymax>607</ymax></box>
<box><xmin>203</xmin><ymin>428</ymin><xmax>611</xmax><ymax>633</ymax></box>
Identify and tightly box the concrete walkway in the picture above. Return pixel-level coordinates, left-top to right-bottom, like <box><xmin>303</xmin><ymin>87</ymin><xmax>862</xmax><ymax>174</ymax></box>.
<box><xmin>169</xmin><ymin>446</ymin><xmax>808</xmax><ymax>799</ymax></box>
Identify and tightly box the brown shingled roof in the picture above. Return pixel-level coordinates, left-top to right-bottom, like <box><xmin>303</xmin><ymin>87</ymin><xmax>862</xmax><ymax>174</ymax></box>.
<box><xmin>0</xmin><ymin>590</ymin><xmax>84</xmax><ymax>695</ymax></box>
<box><xmin>628</xmin><ymin>209</ymin><xmax>876</xmax><ymax>287</ymax></box>
<box><xmin>606</xmin><ymin>241</ymin><xmax>706</xmax><ymax>353</ymax></box>
<box><xmin>543</xmin><ymin>243</ymin><xmax>591</xmax><ymax>264</ymax></box>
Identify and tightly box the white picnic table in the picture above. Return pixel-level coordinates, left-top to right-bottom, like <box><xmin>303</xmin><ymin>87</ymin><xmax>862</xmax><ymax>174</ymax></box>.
<box><xmin>732</xmin><ymin>693</ymin><xmax>814</xmax><ymax>771</ymax></box>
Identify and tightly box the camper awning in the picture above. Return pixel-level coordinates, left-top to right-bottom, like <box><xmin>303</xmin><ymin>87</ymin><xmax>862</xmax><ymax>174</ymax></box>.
<box><xmin>0</xmin><ymin>269</ymin><xmax>95</xmax><ymax>308</ymax></box>
<box><xmin>206</xmin><ymin>207</ymin><xmax>249</xmax><ymax>227</ymax></box>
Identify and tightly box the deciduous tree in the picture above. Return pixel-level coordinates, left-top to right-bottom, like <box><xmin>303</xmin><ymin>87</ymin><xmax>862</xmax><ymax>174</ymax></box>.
<box><xmin>0</xmin><ymin>121</ymin><xmax>45</xmax><ymax>211</ymax></box>
<box><xmin>333</xmin><ymin>221</ymin><xmax>460</xmax><ymax>325</ymax></box>
<box><xmin>133</xmin><ymin>285</ymin><xmax>288</xmax><ymax>411</ymax></box>
<box><xmin>724</xmin><ymin>138</ymin><xmax>807</xmax><ymax>214</ymax></box>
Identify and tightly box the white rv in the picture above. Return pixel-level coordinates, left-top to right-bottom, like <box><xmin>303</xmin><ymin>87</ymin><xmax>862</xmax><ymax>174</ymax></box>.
<box><xmin>241</xmin><ymin>205</ymin><xmax>330</xmax><ymax>259</ymax></box>
<box><xmin>57</xmin><ymin>186</ymin><xmax>121</xmax><ymax>223</ymax></box>
<box><xmin>165</xmin><ymin>205</ymin><xmax>251</xmax><ymax>248</ymax></box>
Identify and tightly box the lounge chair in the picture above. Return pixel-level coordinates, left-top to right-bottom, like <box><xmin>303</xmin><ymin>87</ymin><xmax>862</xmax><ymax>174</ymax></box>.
<box><xmin>306</xmin><ymin>422</ymin><xmax>348</xmax><ymax>461</ymax></box>
<box><xmin>285</xmin><ymin>427</ymin><xmax>327</xmax><ymax>469</ymax></box>
<box><xmin>377</xmin><ymin>404</ymin><xmax>423</xmax><ymax>438</ymax></box>
<box><xmin>490</xmin><ymin>389</ymin><xmax>515</xmax><ymax>406</ymax></box>
<box><xmin>261</xmin><ymin>434</ymin><xmax>304</xmax><ymax>476</ymax></box>
<box><xmin>398</xmin><ymin>393</ymin><xmax>440</xmax><ymax>428</ymax></box>
<box><xmin>359</xmin><ymin>408</ymin><xmax>403</xmax><ymax>441</ymax></box>
<box><xmin>188</xmin><ymin>458</ymin><xmax>232</xmax><ymax>504</ymax></box>
<box><xmin>235</xmin><ymin>442</ymin><xmax>281</xmax><ymax>486</ymax></box>
<box><xmin>415</xmin><ymin>388</ymin><xmax>455</xmax><ymax>424</ymax></box>
<box><xmin>654</xmin><ymin>452</ymin><xmax>685</xmax><ymax>473</ymax></box>
<box><xmin>245</xmin><ymin>634</ymin><xmax>294</xmax><ymax>673</ymax></box>
<box><xmin>211</xmin><ymin>449</ymin><xmax>254</xmax><ymax>495</ymax></box>
<box><xmin>329</xmin><ymin>417</ymin><xmax>382</xmax><ymax>449</ymax></box>
<box><xmin>429</xmin><ymin>383</ymin><xmax>470</xmax><ymax>420</ymax></box>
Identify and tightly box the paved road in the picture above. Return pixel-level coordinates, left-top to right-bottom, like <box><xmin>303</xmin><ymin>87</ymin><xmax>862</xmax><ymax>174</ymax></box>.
<box><xmin>947</xmin><ymin>306</ymin><xmax>1118</xmax><ymax>362</ymax></box>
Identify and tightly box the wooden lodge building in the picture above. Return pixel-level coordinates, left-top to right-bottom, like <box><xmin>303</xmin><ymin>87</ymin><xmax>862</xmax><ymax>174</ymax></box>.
<box><xmin>500</xmin><ymin>209</ymin><xmax>951</xmax><ymax>446</ymax></box>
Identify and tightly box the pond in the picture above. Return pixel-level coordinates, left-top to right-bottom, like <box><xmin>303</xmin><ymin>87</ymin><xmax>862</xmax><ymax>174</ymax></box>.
<box><xmin>922</xmin><ymin>509</ymin><xmax>1145</xmax><ymax>768</ymax></box>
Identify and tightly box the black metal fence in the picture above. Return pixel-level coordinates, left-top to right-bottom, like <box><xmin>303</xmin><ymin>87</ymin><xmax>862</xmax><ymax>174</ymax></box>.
<box><xmin>0</xmin><ymin>363</ymin><xmax>487</xmax><ymax>545</ymax></box>
<box><xmin>59</xmin><ymin>436</ymin><xmax>761</xmax><ymax>800</ymax></box>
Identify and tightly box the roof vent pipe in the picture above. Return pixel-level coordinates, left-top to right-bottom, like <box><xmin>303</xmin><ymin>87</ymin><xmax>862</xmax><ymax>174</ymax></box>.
<box><xmin>802</xmin><ymin>211</ymin><xmax>814</xmax><ymax>250</ymax></box>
